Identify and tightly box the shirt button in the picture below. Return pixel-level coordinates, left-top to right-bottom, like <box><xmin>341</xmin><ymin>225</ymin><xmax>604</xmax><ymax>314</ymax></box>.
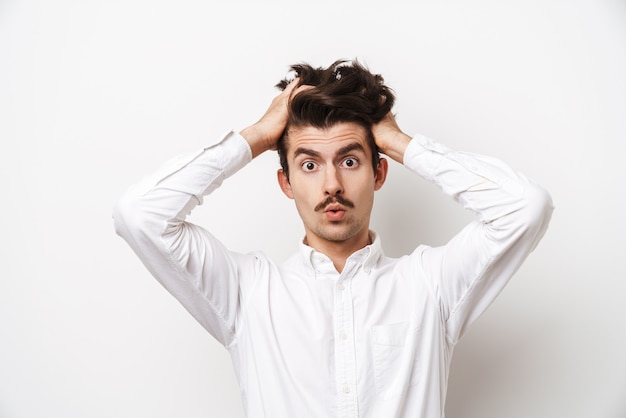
<box><xmin>339</xmin><ymin>331</ymin><xmax>347</xmax><ymax>341</ymax></box>
<box><xmin>342</xmin><ymin>385</ymin><xmax>351</xmax><ymax>394</ymax></box>
<box><xmin>337</xmin><ymin>283</ymin><xmax>345</xmax><ymax>291</ymax></box>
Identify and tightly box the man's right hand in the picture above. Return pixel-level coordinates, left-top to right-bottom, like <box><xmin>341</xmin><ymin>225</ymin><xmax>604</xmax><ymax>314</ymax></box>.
<box><xmin>240</xmin><ymin>79</ymin><xmax>305</xmax><ymax>158</ymax></box>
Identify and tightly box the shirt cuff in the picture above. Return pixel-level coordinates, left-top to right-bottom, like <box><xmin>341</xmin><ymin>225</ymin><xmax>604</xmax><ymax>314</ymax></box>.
<box><xmin>204</xmin><ymin>130</ymin><xmax>253</xmax><ymax>179</ymax></box>
<box><xmin>402</xmin><ymin>134</ymin><xmax>448</xmax><ymax>180</ymax></box>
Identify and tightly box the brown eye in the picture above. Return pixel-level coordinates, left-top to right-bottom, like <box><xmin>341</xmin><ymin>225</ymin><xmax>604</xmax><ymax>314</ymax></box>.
<box><xmin>302</xmin><ymin>161</ymin><xmax>317</xmax><ymax>172</ymax></box>
<box><xmin>341</xmin><ymin>158</ymin><xmax>359</xmax><ymax>168</ymax></box>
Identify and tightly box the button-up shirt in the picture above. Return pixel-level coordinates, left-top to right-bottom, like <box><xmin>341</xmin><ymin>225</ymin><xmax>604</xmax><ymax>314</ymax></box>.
<box><xmin>113</xmin><ymin>131</ymin><xmax>553</xmax><ymax>418</ymax></box>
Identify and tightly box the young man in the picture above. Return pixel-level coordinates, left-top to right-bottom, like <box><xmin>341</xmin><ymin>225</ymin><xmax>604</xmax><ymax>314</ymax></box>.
<box><xmin>113</xmin><ymin>60</ymin><xmax>553</xmax><ymax>418</ymax></box>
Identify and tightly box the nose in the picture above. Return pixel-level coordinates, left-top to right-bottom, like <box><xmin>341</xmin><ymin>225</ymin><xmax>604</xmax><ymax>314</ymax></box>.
<box><xmin>323</xmin><ymin>165</ymin><xmax>343</xmax><ymax>196</ymax></box>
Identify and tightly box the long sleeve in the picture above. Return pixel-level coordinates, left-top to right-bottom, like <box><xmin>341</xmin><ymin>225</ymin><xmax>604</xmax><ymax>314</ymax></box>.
<box><xmin>403</xmin><ymin>134</ymin><xmax>554</xmax><ymax>344</ymax></box>
<box><xmin>112</xmin><ymin>131</ymin><xmax>253</xmax><ymax>346</ymax></box>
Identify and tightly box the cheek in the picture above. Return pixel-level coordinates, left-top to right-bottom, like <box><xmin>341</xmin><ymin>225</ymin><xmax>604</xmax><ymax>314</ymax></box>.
<box><xmin>357</xmin><ymin>188</ymin><xmax>376</xmax><ymax>207</ymax></box>
<box><xmin>351</xmin><ymin>172</ymin><xmax>377</xmax><ymax>194</ymax></box>
<box><xmin>353</xmin><ymin>181</ymin><xmax>377</xmax><ymax>209</ymax></box>
<box><xmin>290</xmin><ymin>181</ymin><xmax>317</xmax><ymax>207</ymax></box>
<box><xmin>290</xmin><ymin>175</ymin><xmax>321</xmax><ymax>196</ymax></box>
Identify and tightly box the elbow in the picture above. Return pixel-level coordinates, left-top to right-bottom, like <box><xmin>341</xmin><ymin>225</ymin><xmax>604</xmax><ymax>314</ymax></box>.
<box><xmin>112</xmin><ymin>189</ymin><xmax>172</xmax><ymax>249</ymax></box>
<box><xmin>519</xmin><ymin>183</ymin><xmax>554</xmax><ymax>249</ymax></box>
<box><xmin>112</xmin><ymin>192</ymin><xmax>135</xmax><ymax>240</ymax></box>
<box><xmin>112</xmin><ymin>192</ymin><xmax>150</xmax><ymax>242</ymax></box>
<box><xmin>526</xmin><ymin>183</ymin><xmax>554</xmax><ymax>224</ymax></box>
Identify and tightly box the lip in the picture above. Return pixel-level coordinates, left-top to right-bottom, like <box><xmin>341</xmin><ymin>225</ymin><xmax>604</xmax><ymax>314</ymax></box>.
<box><xmin>324</xmin><ymin>204</ymin><xmax>345</xmax><ymax>213</ymax></box>
<box><xmin>324</xmin><ymin>204</ymin><xmax>347</xmax><ymax>221</ymax></box>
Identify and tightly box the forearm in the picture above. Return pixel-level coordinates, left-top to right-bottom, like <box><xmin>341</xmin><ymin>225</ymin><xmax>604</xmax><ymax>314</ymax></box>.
<box><xmin>240</xmin><ymin>125</ymin><xmax>277</xmax><ymax>159</ymax></box>
<box><xmin>404</xmin><ymin>134</ymin><xmax>552</xmax><ymax>230</ymax></box>
<box><xmin>379</xmin><ymin>130</ymin><xmax>412</xmax><ymax>164</ymax></box>
<box><xmin>114</xmin><ymin>132</ymin><xmax>251</xmax><ymax>229</ymax></box>
<box><xmin>371</xmin><ymin>111</ymin><xmax>412</xmax><ymax>164</ymax></box>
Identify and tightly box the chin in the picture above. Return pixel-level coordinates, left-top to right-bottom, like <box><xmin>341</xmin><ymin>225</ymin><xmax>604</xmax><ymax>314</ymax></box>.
<box><xmin>318</xmin><ymin>225</ymin><xmax>363</xmax><ymax>243</ymax></box>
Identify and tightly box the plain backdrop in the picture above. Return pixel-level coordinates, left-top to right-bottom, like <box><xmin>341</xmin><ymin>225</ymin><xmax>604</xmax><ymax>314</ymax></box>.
<box><xmin>1</xmin><ymin>0</ymin><xmax>625</xmax><ymax>417</ymax></box>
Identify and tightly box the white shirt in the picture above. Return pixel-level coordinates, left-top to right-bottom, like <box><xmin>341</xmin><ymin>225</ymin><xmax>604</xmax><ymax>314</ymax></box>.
<box><xmin>113</xmin><ymin>131</ymin><xmax>553</xmax><ymax>418</ymax></box>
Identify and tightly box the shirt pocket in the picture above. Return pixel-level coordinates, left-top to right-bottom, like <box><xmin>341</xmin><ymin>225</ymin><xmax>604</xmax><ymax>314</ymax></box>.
<box><xmin>371</xmin><ymin>322</ymin><xmax>420</xmax><ymax>400</ymax></box>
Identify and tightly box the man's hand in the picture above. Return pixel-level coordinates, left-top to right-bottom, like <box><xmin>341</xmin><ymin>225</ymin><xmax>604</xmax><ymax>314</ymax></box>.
<box><xmin>241</xmin><ymin>79</ymin><xmax>305</xmax><ymax>158</ymax></box>
<box><xmin>372</xmin><ymin>112</ymin><xmax>412</xmax><ymax>164</ymax></box>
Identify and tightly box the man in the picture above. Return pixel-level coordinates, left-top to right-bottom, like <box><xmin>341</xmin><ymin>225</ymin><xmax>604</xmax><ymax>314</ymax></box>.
<box><xmin>113</xmin><ymin>60</ymin><xmax>553</xmax><ymax>418</ymax></box>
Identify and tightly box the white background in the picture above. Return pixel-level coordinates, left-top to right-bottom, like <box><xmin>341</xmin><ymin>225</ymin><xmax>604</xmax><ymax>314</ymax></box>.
<box><xmin>1</xmin><ymin>0</ymin><xmax>625</xmax><ymax>417</ymax></box>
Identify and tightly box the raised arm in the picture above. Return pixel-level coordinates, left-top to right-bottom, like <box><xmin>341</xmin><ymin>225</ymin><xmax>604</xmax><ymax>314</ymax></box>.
<box><xmin>373</xmin><ymin>112</ymin><xmax>554</xmax><ymax>343</ymax></box>
<box><xmin>112</xmin><ymin>81</ymin><xmax>303</xmax><ymax>345</ymax></box>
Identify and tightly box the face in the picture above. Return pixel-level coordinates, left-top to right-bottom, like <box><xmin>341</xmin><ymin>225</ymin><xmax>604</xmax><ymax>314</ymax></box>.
<box><xmin>277</xmin><ymin>122</ymin><xmax>388</xmax><ymax>252</ymax></box>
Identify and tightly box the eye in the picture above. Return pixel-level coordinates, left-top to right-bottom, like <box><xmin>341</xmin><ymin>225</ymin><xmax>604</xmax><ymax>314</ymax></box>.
<box><xmin>301</xmin><ymin>161</ymin><xmax>318</xmax><ymax>172</ymax></box>
<box><xmin>341</xmin><ymin>157</ymin><xmax>359</xmax><ymax>169</ymax></box>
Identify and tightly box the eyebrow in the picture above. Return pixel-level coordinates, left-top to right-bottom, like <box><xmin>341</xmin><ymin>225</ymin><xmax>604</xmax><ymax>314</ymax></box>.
<box><xmin>293</xmin><ymin>147</ymin><xmax>321</xmax><ymax>159</ymax></box>
<box><xmin>336</xmin><ymin>142</ymin><xmax>366</xmax><ymax>157</ymax></box>
<box><xmin>292</xmin><ymin>142</ymin><xmax>366</xmax><ymax>160</ymax></box>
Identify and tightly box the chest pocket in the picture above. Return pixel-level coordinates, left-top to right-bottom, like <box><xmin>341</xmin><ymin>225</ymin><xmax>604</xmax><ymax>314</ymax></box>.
<box><xmin>371</xmin><ymin>322</ymin><xmax>420</xmax><ymax>400</ymax></box>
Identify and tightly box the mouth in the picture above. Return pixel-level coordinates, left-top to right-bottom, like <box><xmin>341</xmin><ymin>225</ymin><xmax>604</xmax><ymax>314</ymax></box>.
<box><xmin>324</xmin><ymin>204</ymin><xmax>347</xmax><ymax>221</ymax></box>
<box><xmin>315</xmin><ymin>196</ymin><xmax>355</xmax><ymax>212</ymax></box>
<box><xmin>324</xmin><ymin>204</ymin><xmax>345</xmax><ymax>213</ymax></box>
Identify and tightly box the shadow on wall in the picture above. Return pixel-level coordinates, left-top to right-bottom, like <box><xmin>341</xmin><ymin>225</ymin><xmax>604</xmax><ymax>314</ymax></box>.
<box><xmin>371</xmin><ymin>161</ymin><xmax>473</xmax><ymax>257</ymax></box>
<box><xmin>445</xmin><ymin>305</ymin><xmax>563</xmax><ymax>418</ymax></box>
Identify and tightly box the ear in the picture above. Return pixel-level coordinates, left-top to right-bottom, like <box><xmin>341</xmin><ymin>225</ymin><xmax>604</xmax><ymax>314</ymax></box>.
<box><xmin>374</xmin><ymin>157</ymin><xmax>388</xmax><ymax>191</ymax></box>
<box><xmin>277</xmin><ymin>169</ymin><xmax>294</xmax><ymax>199</ymax></box>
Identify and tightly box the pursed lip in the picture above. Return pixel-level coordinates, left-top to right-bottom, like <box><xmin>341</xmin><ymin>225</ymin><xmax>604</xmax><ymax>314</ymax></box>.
<box><xmin>324</xmin><ymin>203</ymin><xmax>346</xmax><ymax>213</ymax></box>
<box><xmin>323</xmin><ymin>204</ymin><xmax>347</xmax><ymax>221</ymax></box>
<box><xmin>315</xmin><ymin>196</ymin><xmax>355</xmax><ymax>212</ymax></box>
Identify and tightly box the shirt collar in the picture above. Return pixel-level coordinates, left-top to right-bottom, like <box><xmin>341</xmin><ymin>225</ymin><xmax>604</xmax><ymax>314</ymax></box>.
<box><xmin>298</xmin><ymin>231</ymin><xmax>383</xmax><ymax>277</ymax></box>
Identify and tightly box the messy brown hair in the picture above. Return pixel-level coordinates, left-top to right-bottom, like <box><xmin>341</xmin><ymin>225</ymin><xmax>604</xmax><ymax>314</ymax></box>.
<box><xmin>276</xmin><ymin>59</ymin><xmax>395</xmax><ymax>178</ymax></box>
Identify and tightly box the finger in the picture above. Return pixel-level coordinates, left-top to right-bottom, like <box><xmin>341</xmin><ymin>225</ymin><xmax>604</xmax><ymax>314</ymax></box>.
<box><xmin>283</xmin><ymin>77</ymin><xmax>300</xmax><ymax>94</ymax></box>
<box><xmin>289</xmin><ymin>83</ymin><xmax>315</xmax><ymax>100</ymax></box>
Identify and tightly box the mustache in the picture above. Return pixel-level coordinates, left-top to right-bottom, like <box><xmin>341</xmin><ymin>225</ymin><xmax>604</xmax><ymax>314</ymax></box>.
<box><xmin>314</xmin><ymin>195</ymin><xmax>355</xmax><ymax>212</ymax></box>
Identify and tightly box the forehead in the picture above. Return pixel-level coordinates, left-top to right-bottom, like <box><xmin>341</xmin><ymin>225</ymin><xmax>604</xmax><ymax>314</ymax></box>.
<box><xmin>286</xmin><ymin>122</ymin><xmax>370</xmax><ymax>158</ymax></box>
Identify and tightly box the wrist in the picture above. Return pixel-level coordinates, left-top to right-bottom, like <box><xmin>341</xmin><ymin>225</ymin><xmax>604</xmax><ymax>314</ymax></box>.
<box><xmin>240</xmin><ymin>125</ymin><xmax>273</xmax><ymax>158</ymax></box>
<box><xmin>379</xmin><ymin>131</ymin><xmax>412</xmax><ymax>164</ymax></box>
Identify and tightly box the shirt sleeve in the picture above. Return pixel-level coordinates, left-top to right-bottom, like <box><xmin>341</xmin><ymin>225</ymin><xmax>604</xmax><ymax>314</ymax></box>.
<box><xmin>112</xmin><ymin>131</ymin><xmax>254</xmax><ymax>346</ymax></box>
<box><xmin>403</xmin><ymin>134</ymin><xmax>554</xmax><ymax>344</ymax></box>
